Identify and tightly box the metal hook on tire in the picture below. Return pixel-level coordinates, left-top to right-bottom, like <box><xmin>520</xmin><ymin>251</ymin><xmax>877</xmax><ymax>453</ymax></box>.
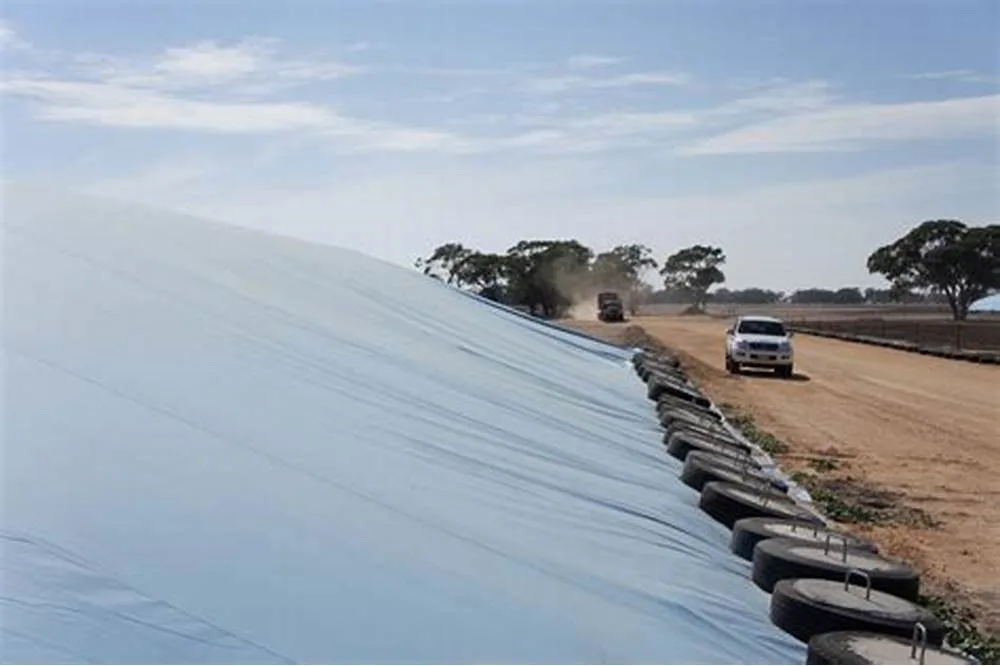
<box><xmin>843</xmin><ymin>568</ymin><xmax>872</xmax><ymax>600</ymax></box>
<box><xmin>823</xmin><ymin>533</ymin><xmax>849</xmax><ymax>562</ymax></box>
<box><xmin>910</xmin><ymin>622</ymin><xmax>928</xmax><ymax>665</ymax></box>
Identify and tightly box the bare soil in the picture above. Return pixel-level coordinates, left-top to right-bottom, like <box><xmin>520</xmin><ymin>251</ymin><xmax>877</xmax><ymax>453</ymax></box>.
<box><xmin>564</xmin><ymin>314</ymin><xmax>1000</xmax><ymax>634</ymax></box>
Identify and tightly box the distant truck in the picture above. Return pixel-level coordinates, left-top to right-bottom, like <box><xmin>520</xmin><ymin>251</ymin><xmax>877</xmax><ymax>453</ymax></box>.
<box><xmin>596</xmin><ymin>291</ymin><xmax>625</xmax><ymax>322</ymax></box>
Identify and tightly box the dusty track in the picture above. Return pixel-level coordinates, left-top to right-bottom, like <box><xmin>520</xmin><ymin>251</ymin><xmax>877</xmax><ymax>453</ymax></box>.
<box><xmin>565</xmin><ymin>315</ymin><xmax>1000</xmax><ymax>632</ymax></box>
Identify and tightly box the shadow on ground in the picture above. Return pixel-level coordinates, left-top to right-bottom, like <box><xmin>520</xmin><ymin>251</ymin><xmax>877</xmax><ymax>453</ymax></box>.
<box><xmin>736</xmin><ymin>369</ymin><xmax>812</xmax><ymax>382</ymax></box>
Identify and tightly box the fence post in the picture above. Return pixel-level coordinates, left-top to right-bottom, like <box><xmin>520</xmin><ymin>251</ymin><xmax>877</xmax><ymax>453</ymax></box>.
<box><xmin>956</xmin><ymin>324</ymin><xmax>962</xmax><ymax>350</ymax></box>
<box><xmin>915</xmin><ymin>323</ymin><xmax>922</xmax><ymax>347</ymax></box>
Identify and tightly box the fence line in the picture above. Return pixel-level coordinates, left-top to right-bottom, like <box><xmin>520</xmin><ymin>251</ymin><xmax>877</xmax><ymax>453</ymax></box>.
<box><xmin>788</xmin><ymin>318</ymin><xmax>1000</xmax><ymax>352</ymax></box>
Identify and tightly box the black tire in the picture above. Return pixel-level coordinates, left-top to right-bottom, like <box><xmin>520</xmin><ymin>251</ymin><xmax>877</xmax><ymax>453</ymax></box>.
<box><xmin>658</xmin><ymin>405</ymin><xmax>720</xmax><ymax>425</ymax></box>
<box><xmin>725</xmin><ymin>355</ymin><xmax>739</xmax><ymax>374</ymax></box>
<box><xmin>777</xmin><ymin>364</ymin><xmax>793</xmax><ymax>378</ymax></box>
<box><xmin>648</xmin><ymin>378</ymin><xmax>712</xmax><ymax>409</ymax></box>
<box><xmin>665</xmin><ymin>431</ymin><xmax>751</xmax><ymax>462</ymax></box>
<box><xmin>806</xmin><ymin>631</ymin><xmax>978</xmax><ymax>665</ymax></box>
<box><xmin>681</xmin><ymin>452</ymin><xmax>775</xmax><ymax>493</ymax></box>
<box><xmin>752</xmin><ymin>538</ymin><xmax>921</xmax><ymax>601</ymax></box>
<box><xmin>646</xmin><ymin>374</ymin><xmax>686</xmax><ymax>399</ymax></box>
<box><xmin>660</xmin><ymin>408</ymin><xmax>728</xmax><ymax>429</ymax></box>
<box><xmin>686</xmin><ymin>449</ymin><xmax>764</xmax><ymax>472</ymax></box>
<box><xmin>699</xmin><ymin>481</ymin><xmax>823</xmax><ymax>529</ymax></box>
<box><xmin>771</xmin><ymin>578</ymin><xmax>944</xmax><ymax>646</ymax></box>
<box><xmin>658</xmin><ymin>404</ymin><xmax>722</xmax><ymax>428</ymax></box>
<box><xmin>663</xmin><ymin>420</ymin><xmax>739</xmax><ymax>447</ymax></box>
<box><xmin>730</xmin><ymin>517</ymin><xmax>877</xmax><ymax>561</ymax></box>
<box><xmin>650</xmin><ymin>374</ymin><xmax>693</xmax><ymax>393</ymax></box>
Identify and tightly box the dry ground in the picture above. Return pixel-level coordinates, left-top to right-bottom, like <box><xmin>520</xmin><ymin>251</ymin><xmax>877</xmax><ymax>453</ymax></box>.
<box><xmin>564</xmin><ymin>314</ymin><xmax>1000</xmax><ymax>633</ymax></box>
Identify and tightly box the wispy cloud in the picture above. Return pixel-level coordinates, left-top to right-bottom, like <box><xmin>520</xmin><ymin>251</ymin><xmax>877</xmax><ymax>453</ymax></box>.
<box><xmin>566</xmin><ymin>54</ymin><xmax>626</xmax><ymax>70</ymax></box>
<box><xmin>677</xmin><ymin>94</ymin><xmax>1000</xmax><ymax>155</ymax></box>
<box><xmin>0</xmin><ymin>19</ymin><xmax>30</xmax><ymax>52</ymax></box>
<box><xmin>525</xmin><ymin>71</ymin><xmax>689</xmax><ymax>93</ymax></box>
<box><xmin>905</xmin><ymin>69</ymin><xmax>999</xmax><ymax>85</ymax></box>
<box><xmin>714</xmin><ymin>79</ymin><xmax>837</xmax><ymax>114</ymax></box>
<box><xmin>0</xmin><ymin>75</ymin><xmax>466</xmax><ymax>153</ymax></box>
<box><xmin>0</xmin><ymin>35</ymin><xmax>469</xmax><ymax>152</ymax></box>
<box><xmin>70</xmin><ymin>38</ymin><xmax>361</xmax><ymax>93</ymax></box>
<box><xmin>489</xmin><ymin>111</ymin><xmax>699</xmax><ymax>154</ymax></box>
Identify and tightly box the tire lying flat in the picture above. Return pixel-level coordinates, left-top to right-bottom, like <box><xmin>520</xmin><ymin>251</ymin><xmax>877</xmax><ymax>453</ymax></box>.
<box><xmin>806</xmin><ymin>631</ymin><xmax>978</xmax><ymax>664</ymax></box>
<box><xmin>647</xmin><ymin>377</ymin><xmax>712</xmax><ymax>409</ymax></box>
<box><xmin>699</xmin><ymin>481</ymin><xmax>823</xmax><ymax>529</ymax></box>
<box><xmin>656</xmin><ymin>397</ymin><xmax>719</xmax><ymax>419</ymax></box>
<box><xmin>668</xmin><ymin>427</ymin><xmax>750</xmax><ymax>451</ymax></box>
<box><xmin>752</xmin><ymin>538</ymin><xmax>921</xmax><ymax>601</ymax></box>
<box><xmin>730</xmin><ymin>517</ymin><xmax>877</xmax><ymax>561</ymax></box>
<box><xmin>771</xmin><ymin>578</ymin><xmax>944</xmax><ymax>645</ymax></box>
<box><xmin>681</xmin><ymin>452</ymin><xmax>776</xmax><ymax>493</ymax></box>
<box><xmin>687</xmin><ymin>449</ymin><xmax>763</xmax><ymax>472</ymax></box>
<box><xmin>666</xmin><ymin>432</ymin><xmax>752</xmax><ymax>463</ymax></box>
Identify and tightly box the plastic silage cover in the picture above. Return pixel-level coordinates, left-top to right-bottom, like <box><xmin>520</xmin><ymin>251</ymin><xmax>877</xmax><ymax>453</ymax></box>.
<box><xmin>1</xmin><ymin>184</ymin><xmax>804</xmax><ymax>664</ymax></box>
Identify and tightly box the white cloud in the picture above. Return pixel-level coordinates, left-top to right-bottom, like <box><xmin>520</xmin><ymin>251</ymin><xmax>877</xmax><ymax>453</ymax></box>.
<box><xmin>677</xmin><ymin>94</ymin><xmax>1000</xmax><ymax>155</ymax></box>
<box><xmin>345</xmin><ymin>40</ymin><xmax>380</xmax><ymax>53</ymax></box>
<box><xmin>1</xmin><ymin>77</ymin><xmax>338</xmax><ymax>132</ymax></box>
<box><xmin>69</xmin><ymin>38</ymin><xmax>361</xmax><ymax>92</ymax></box>
<box><xmin>458</xmin><ymin>111</ymin><xmax>699</xmax><ymax>154</ymax></box>
<box><xmin>526</xmin><ymin>71</ymin><xmax>689</xmax><ymax>93</ymax></box>
<box><xmin>715</xmin><ymin>80</ymin><xmax>837</xmax><ymax>114</ymax></box>
<box><xmin>155</xmin><ymin>40</ymin><xmax>263</xmax><ymax>82</ymax></box>
<box><xmin>0</xmin><ymin>19</ymin><xmax>30</xmax><ymax>51</ymax></box>
<box><xmin>905</xmin><ymin>70</ymin><xmax>998</xmax><ymax>85</ymax></box>
<box><xmin>1</xmin><ymin>75</ymin><xmax>466</xmax><ymax>153</ymax></box>
<box><xmin>566</xmin><ymin>54</ymin><xmax>626</xmax><ymax>70</ymax></box>
<box><xmin>2</xmin><ymin>70</ymin><xmax>695</xmax><ymax>155</ymax></box>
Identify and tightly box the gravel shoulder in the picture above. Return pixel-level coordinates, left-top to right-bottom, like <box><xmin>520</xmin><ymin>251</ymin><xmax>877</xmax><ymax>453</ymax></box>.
<box><xmin>563</xmin><ymin>314</ymin><xmax>1000</xmax><ymax>634</ymax></box>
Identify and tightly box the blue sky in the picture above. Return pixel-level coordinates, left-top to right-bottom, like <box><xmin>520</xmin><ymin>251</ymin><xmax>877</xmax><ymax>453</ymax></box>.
<box><xmin>2</xmin><ymin>0</ymin><xmax>998</xmax><ymax>289</ymax></box>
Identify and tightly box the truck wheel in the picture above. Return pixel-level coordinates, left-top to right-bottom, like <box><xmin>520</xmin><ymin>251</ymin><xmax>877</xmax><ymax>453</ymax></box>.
<box><xmin>777</xmin><ymin>365</ymin><xmax>793</xmax><ymax>378</ymax></box>
<box><xmin>726</xmin><ymin>356</ymin><xmax>739</xmax><ymax>374</ymax></box>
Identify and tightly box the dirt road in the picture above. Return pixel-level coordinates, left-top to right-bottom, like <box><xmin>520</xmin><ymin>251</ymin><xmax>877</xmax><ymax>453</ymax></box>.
<box><xmin>565</xmin><ymin>315</ymin><xmax>1000</xmax><ymax>631</ymax></box>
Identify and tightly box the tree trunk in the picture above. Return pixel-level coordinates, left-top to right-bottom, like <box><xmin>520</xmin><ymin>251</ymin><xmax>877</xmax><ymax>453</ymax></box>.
<box><xmin>945</xmin><ymin>291</ymin><xmax>962</xmax><ymax>321</ymax></box>
<box><xmin>956</xmin><ymin>300</ymin><xmax>970</xmax><ymax>321</ymax></box>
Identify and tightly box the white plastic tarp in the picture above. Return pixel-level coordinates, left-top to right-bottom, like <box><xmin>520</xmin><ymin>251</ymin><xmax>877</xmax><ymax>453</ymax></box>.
<box><xmin>1</xmin><ymin>184</ymin><xmax>805</xmax><ymax>664</ymax></box>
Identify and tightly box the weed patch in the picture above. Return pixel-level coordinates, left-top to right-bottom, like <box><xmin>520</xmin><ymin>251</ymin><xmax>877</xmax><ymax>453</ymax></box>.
<box><xmin>807</xmin><ymin>457</ymin><xmax>840</xmax><ymax>473</ymax></box>
<box><xmin>921</xmin><ymin>595</ymin><xmax>1000</xmax><ymax>663</ymax></box>
<box><xmin>791</xmin><ymin>472</ymin><xmax>939</xmax><ymax>528</ymax></box>
<box><xmin>719</xmin><ymin>405</ymin><xmax>789</xmax><ymax>455</ymax></box>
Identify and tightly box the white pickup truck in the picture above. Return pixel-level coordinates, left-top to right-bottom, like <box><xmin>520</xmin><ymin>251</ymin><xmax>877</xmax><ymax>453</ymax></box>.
<box><xmin>724</xmin><ymin>315</ymin><xmax>795</xmax><ymax>378</ymax></box>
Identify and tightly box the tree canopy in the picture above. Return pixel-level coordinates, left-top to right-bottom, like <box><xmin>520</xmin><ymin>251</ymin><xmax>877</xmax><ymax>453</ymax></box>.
<box><xmin>415</xmin><ymin>221</ymin><xmax>996</xmax><ymax>318</ymax></box>
<box><xmin>658</xmin><ymin>245</ymin><xmax>726</xmax><ymax>311</ymax></box>
<box><xmin>867</xmin><ymin>220</ymin><xmax>1000</xmax><ymax>320</ymax></box>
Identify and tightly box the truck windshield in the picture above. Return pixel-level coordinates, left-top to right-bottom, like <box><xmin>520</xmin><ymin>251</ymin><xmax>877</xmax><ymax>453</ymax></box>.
<box><xmin>737</xmin><ymin>320</ymin><xmax>786</xmax><ymax>336</ymax></box>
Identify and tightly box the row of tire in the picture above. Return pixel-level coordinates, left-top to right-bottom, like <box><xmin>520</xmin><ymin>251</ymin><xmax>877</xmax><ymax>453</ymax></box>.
<box><xmin>791</xmin><ymin>328</ymin><xmax>1000</xmax><ymax>365</ymax></box>
<box><xmin>631</xmin><ymin>349</ymin><xmax>979</xmax><ymax>665</ymax></box>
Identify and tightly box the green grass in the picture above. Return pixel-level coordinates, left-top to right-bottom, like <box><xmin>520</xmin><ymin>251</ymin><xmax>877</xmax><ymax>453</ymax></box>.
<box><xmin>718</xmin><ymin>405</ymin><xmax>989</xmax><ymax>662</ymax></box>
<box><xmin>790</xmin><ymin>472</ymin><xmax>879</xmax><ymax>524</ymax></box>
<box><xmin>789</xmin><ymin>471</ymin><xmax>939</xmax><ymax>529</ymax></box>
<box><xmin>807</xmin><ymin>457</ymin><xmax>840</xmax><ymax>473</ymax></box>
<box><xmin>719</xmin><ymin>405</ymin><xmax>789</xmax><ymax>456</ymax></box>
<box><xmin>920</xmin><ymin>595</ymin><xmax>1000</xmax><ymax>664</ymax></box>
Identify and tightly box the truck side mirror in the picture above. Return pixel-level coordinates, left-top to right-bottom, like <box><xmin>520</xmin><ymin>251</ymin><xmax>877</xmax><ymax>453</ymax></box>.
<box><xmin>725</xmin><ymin>328</ymin><xmax>734</xmax><ymax>335</ymax></box>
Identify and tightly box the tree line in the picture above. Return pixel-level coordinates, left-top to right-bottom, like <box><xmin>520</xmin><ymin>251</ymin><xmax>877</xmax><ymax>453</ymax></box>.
<box><xmin>415</xmin><ymin>220</ymin><xmax>998</xmax><ymax>320</ymax></box>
